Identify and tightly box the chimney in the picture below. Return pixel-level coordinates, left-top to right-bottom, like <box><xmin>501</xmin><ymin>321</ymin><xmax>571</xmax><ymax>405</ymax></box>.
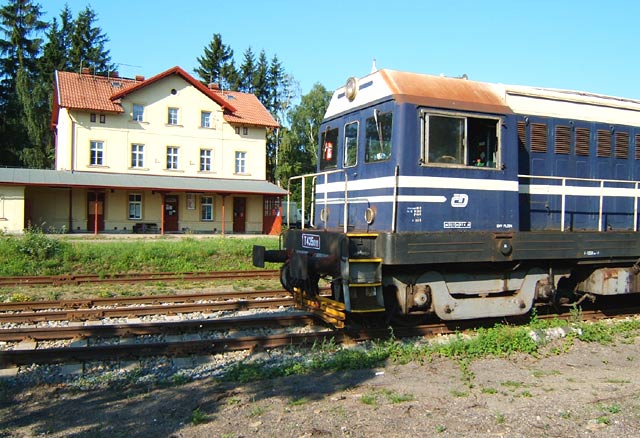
<box><xmin>111</xmin><ymin>71</ymin><xmax>119</xmax><ymax>78</ymax></box>
<box><xmin>135</xmin><ymin>75</ymin><xmax>145</xmax><ymax>82</ymax></box>
<box><xmin>208</xmin><ymin>83</ymin><xmax>220</xmax><ymax>91</ymax></box>
<box><xmin>81</xmin><ymin>67</ymin><xmax>90</xmax><ymax>75</ymax></box>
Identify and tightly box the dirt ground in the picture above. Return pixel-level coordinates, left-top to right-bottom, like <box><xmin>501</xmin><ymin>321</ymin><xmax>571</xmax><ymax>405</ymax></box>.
<box><xmin>1</xmin><ymin>336</ymin><xmax>639</xmax><ymax>438</ymax></box>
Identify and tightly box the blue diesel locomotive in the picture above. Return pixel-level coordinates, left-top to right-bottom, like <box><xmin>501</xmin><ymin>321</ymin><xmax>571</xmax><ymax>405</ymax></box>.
<box><xmin>254</xmin><ymin>68</ymin><xmax>640</xmax><ymax>326</ymax></box>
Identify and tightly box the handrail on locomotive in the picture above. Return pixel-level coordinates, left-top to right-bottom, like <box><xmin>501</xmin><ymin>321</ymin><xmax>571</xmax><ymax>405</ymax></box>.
<box><xmin>518</xmin><ymin>174</ymin><xmax>640</xmax><ymax>232</ymax></box>
<box><xmin>287</xmin><ymin>169</ymin><xmax>349</xmax><ymax>233</ymax></box>
<box><xmin>289</xmin><ymin>168</ymin><xmax>640</xmax><ymax>234</ymax></box>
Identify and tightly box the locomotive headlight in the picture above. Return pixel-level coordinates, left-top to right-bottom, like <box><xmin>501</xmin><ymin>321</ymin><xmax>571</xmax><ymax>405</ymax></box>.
<box><xmin>345</xmin><ymin>77</ymin><xmax>358</xmax><ymax>101</ymax></box>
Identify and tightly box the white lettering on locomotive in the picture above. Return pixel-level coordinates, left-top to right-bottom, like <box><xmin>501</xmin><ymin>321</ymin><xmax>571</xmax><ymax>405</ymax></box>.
<box><xmin>302</xmin><ymin>233</ymin><xmax>320</xmax><ymax>250</ymax></box>
<box><xmin>443</xmin><ymin>221</ymin><xmax>471</xmax><ymax>229</ymax></box>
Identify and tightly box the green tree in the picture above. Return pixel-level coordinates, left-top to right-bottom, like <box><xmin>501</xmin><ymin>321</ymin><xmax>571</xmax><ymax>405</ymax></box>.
<box><xmin>277</xmin><ymin>83</ymin><xmax>331</xmax><ymax>191</ymax></box>
<box><xmin>68</xmin><ymin>5</ymin><xmax>113</xmax><ymax>74</ymax></box>
<box><xmin>252</xmin><ymin>49</ymin><xmax>269</xmax><ymax>103</ymax></box>
<box><xmin>39</xmin><ymin>5</ymin><xmax>73</xmax><ymax>78</ymax></box>
<box><xmin>194</xmin><ymin>33</ymin><xmax>235</xmax><ymax>89</ymax></box>
<box><xmin>0</xmin><ymin>0</ymin><xmax>48</xmax><ymax>167</ymax></box>
<box><xmin>237</xmin><ymin>46</ymin><xmax>255</xmax><ymax>93</ymax></box>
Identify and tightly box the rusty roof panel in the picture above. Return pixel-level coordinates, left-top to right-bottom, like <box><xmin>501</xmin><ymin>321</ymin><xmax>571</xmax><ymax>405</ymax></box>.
<box><xmin>380</xmin><ymin>69</ymin><xmax>511</xmax><ymax>114</ymax></box>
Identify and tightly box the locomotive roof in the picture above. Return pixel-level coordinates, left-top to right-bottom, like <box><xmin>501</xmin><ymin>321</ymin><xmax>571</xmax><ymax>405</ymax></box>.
<box><xmin>325</xmin><ymin>69</ymin><xmax>512</xmax><ymax>119</ymax></box>
<box><xmin>326</xmin><ymin>68</ymin><xmax>640</xmax><ymax>126</ymax></box>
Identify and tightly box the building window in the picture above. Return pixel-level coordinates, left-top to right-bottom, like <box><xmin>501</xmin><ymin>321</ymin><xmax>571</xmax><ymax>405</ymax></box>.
<box><xmin>133</xmin><ymin>104</ymin><xmax>144</xmax><ymax>122</ymax></box>
<box><xmin>243</xmin><ymin>127</ymin><xmax>248</xmax><ymax>135</ymax></box>
<box><xmin>200</xmin><ymin>149</ymin><xmax>212</xmax><ymax>171</ymax></box>
<box><xmin>128</xmin><ymin>194</ymin><xmax>142</xmax><ymax>220</ymax></box>
<box><xmin>90</xmin><ymin>140</ymin><xmax>104</xmax><ymax>165</ymax></box>
<box><xmin>99</xmin><ymin>114</ymin><xmax>106</xmax><ymax>123</ymax></box>
<box><xmin>201</xmin><ymin>196</ymin><xmax>213</xmax><ymax>221</ymax></box>
<box><xmin>90</xmin><ymin>113</ymin><xmax>96</xmax><ymax>123</ymax></box>
<box><xmin>235</xmin><ymin>151</ymin><xmax>247</xmax><ymax>174</ymax></box>
<box><xmin>201</xmin><ymin>111</ymin><xmax>211</xmax><ymax>128</ymax></box>
<box><xmin>166</xmin><ymin>146</ymin><xmax>179</xmax><ymax>169</ymax></box>
<box><xmin>131</xmin><ymin>144</ymin><xmax>144</xmax><ymax>168</ymax></box>
<box><xmin>168</xmin><ymin>107</ymin><xmax>179</xmax><ymax>125</ymax></box>
<box><xmin>235</xmin><ymin>127</ymin><xmax>240</xmax><ymax>135</ymax></box>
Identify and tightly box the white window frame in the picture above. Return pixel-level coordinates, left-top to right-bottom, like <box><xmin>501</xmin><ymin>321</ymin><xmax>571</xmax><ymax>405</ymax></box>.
<box><xmin>201</xmin><ymin>111</ymin><xmax>211</xmax><ymax>128</ymax></box>
<box><xmin>166</xmin><ymin>146</ymin><xmax>179</xmax><ymax>169</ymax></box>
<box><xmin>128</xmin><ymin>193</ymin><xmax>142</xmax><ymax>220</ymax></box>
<box><xmin>168</xmin><ymin>107</ymin><xmax>179</xmax><ymax>125</ymax></box>
<box><xmin>131</xmin><ymin>144</ymin><xmax>144</xmax><ymax>168</ymax></box>
<box><xmin>90</xmin><ymin>140</ymin><xmax>104</xmax><ymax>166</ymax></box>
<box><xmin>235</xmin><ymin>151</ymin><xmax>247</xmax><ymax>174</ymax></box>
<box><xmin>201</xmin><ymin>196</ymin><xmax>213</xmax><ymax>221</ymax></box>
<box><xmin>133</xmin><ymin>104</ymin><xmax>144</xmax><ymax>122</ymax></box>
<box><xmin>200</xmin><ymin>149</ymin><xmax>212</xmax><ymax>171</ymax></box>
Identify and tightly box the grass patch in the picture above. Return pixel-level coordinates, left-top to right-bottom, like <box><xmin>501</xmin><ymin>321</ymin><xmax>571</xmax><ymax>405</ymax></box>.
<box><xmin>190</xmin><ymin>408</ymin><xmax>208</xmax><ymax>425</ymax></box>
<box><xmin>0</xmin><ymin>231</ymin><xmax>280</xmax><ymax>276</ymax></box>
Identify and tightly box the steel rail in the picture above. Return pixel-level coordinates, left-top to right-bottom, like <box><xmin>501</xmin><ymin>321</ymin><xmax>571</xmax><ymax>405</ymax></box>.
<box><xmin>0</xmin><ymin>289</ymin><xmax>290</xmax><ymax>312</ymax></box>
<box><xmin>3</xmin><ymin>305</ymin><xmax>638</xmax><ymax>368</ymax></box>
<box><xmin>0</xmin><ymin>297</ymin><xmax>294</xmax><ymax>324</ymax></box>
<box><xmin>0</xmin><ymin>313</ymin><xmax>318</xmax><ymax>342</ymax></box>
<box><xmin>0</xmin><ymin>269</ymin><xmax>279</xmax><ymax>287</ymax></box>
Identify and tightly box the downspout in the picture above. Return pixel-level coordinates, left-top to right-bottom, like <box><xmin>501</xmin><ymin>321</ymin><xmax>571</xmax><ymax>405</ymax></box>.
<box><xmin>93</xmin><ymin>191</ymin><xmax>98</xmax><ymax>236</ymax></box>
<box><xmin>161</xmin><ymin>193</ymin><xmax>166</xmax><ymax>235</ymax></box>
<box><xmin>221</xmin><ymin>194</ymin><xmax>226</xmax><ymax>235</ymax></box>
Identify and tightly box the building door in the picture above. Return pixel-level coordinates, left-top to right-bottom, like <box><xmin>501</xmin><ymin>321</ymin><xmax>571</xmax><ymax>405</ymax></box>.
<box><xmin>87</xmin><ymin>191</ymin><xmax>105</xmax><ymax>232</ymax></box>
<box><xmin>262</xmin><ymin>196</ymin><xmax>281</xmax><ymax>234</ymax></box>
<box><xmin>164</xmin><ymin>195</ymin><xmax>179</xmax><ymax>232</ymax></box>
<box><xmin>233</xmin><ymin>197</ymin><xmax>246</xmax><ymax>233</ymax></box>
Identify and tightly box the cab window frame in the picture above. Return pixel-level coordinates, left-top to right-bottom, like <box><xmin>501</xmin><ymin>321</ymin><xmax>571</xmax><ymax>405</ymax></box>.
<box><xmin>420</xmin><ymin>110</ymin><xmax>501</xmax><ymax>169</ymax></box>
<box><xmin>343</xmin><ymin>121</ymin><xmax>359</xmax><ymax>168</ymax></box>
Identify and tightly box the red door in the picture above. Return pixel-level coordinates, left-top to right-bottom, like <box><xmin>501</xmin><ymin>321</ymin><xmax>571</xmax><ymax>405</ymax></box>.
<box><xmin>164</xmin><ymin>195</ymin><xmax>179</xmax><ymax>232</ymax></box>
<box><xmin>87</xmin><ymin>191</ymin><xmax>105</xmax><ymax>232</ymax></box>
<box><xmin>233</xmin><ymin>197</ymin><xmax>246</xmax><ymax>233</ymax></box>
<box><xmin>262</xmin><ymin>196</ymin><xmax>281</xmax><ymax>235</ymax></box>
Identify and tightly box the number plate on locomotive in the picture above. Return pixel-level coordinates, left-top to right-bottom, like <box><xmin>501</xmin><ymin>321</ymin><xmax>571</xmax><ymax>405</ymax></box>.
<box><xmin>302</xmin><ymin>233</ymin><xmax>320</xmax><ymax>250</ymax></box>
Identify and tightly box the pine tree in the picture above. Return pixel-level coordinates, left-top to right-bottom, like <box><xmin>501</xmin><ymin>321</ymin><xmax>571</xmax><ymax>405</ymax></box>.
<box><xmin>237</xmin><ymin>46</ymin><xmax>255</xmax><ymax>93</ymax></box>
<box><xmin>252</xmin><ymin>50</ymin><xmax>269</xmax><ymax>104</ymax></box>
<box><xmin>69</xmin><ymin>6</ymin><xmax>113</xmax><ymax>74</ymax></box>
<box><xmin>194</xmin><ymin>33</ymin><xmax>235</xmax><ymax>89</ymax></box>
<box><xmin>0</xmin><ymin>0</ymin><xmax>48</xmax><ymax>167</ymax></box>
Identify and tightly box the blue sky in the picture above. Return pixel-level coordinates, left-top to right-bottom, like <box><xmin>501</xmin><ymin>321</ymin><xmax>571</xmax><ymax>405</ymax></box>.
<box><xmin>41</xmin><ymin>0</ymin><xmax>640</xmax><ymax>100</ymax></box>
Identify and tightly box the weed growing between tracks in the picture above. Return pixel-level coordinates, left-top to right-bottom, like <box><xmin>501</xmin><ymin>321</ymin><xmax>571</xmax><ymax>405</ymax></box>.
<box><xmin>216</xmin><ymin>313</ymin><xmax>640</xmax><ymax>387</ymax></box>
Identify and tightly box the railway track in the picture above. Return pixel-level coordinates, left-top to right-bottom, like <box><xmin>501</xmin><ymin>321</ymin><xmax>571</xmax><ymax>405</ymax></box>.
<box><xmin>0</xmin><ymin>269</ymin><xmax>279</xmax><ymax>286</ymax></box>
<box><xmin>0</xmin><ymin>290</ymin><xmax>293</xmax><ymax>323</ymax></box>
<box><xmin>2</xmin><ymin>303</ymin><xmax>638</xmax><ymax>369</ymax></box>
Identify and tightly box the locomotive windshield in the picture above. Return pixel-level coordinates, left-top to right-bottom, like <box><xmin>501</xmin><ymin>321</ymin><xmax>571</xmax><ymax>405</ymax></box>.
<box><xmin>365</xmin><ymin>111</ymin><xmax>392</xmax><ymax>162</ymax></box>
<box><xmin>422</xmin><ymin>111</ymin><xmax>500</xmax><ymax>168</ymax></box>
<box><xmin>343</xmin><ymin>121</ymin><xmax>358</xmax><ymax>167</ymax></box>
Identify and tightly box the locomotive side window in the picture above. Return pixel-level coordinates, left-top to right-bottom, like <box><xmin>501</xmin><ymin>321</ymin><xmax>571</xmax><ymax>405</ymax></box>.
<box><xmin>343</xmin><ymin>121</ymin><xmax>358</xmax><ymax>168</ymax></box>
<box><xmin>320</xmin><ymin>127</ymin><xmax>338</xmax><ymax>170</ymax></box>
<box><xmin>422</xmin><ymin>112</ymin><xmax>500</xmax><ymax>168</ymax></box>
<box><xmin>365</xmin><ymin>110</ymin><xmax>392</xmax><ymax>162</ymax></box>
<box><xmin>427</xmin><ymin>115</ymin><xmax>464</xmax><ymax>164</ymax></box>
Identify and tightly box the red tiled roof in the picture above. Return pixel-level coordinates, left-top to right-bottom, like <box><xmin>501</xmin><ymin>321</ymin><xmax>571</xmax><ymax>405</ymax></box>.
<box><xmin>55</xmin><ymin>70</ymin><xmax>137</xmax><ymax>113</ymax></box>
<box><xmin>214</xmin><ymin>90</ymin><xmax>280</xmax><ymax>128</ymax></box>
<box><xmin>109</xmin><ymin>66</ymin><xmax>236</xmax><ymax>112</ymax></box>
<box><xmin>53</xmin><ymin>66</ymin><xmax>279</xmax><ymax>129</ymax></box>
